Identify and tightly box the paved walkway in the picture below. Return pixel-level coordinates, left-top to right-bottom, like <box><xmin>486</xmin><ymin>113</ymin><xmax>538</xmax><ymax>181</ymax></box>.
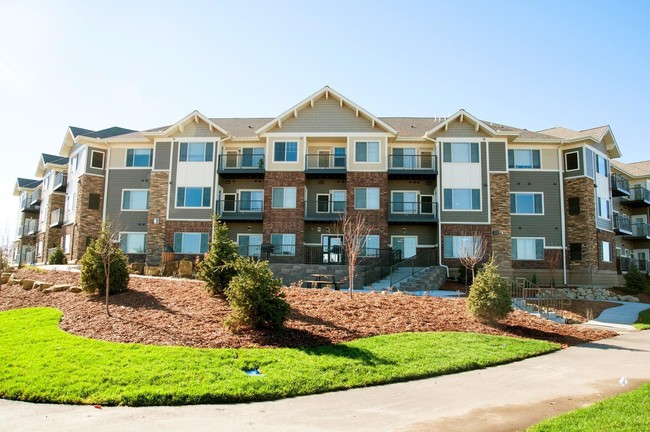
<box><xmin>585</xmin><ymin>301</ymin><xmax>650</xmax><ymax>331</ymax></box>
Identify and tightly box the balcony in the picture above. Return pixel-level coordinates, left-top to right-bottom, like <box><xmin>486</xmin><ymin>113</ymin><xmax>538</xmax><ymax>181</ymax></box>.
<box><xmin>617</xmin><ymin>257</ymin><xmax>650</xmax><ymax>274</ymax></box>
<box><xmin>30</xmin><ymin>188</ymin><xmax>42</xmax><ymax>205</ymax></box>
<box><xmin>622</xmin><ymin>185</ymin><xmax>650</xmax><ymax>207</ymax></box>
<box><xmin>20</xmin><ymin>195</ymin><xmax>39</xmax><ymax>212</ymax></box>
<box><xmin>304</xmin><ymin>200</ymin><xmax>345</xmax><ymax>221</ymax></box>
<box><xmin>305</xmin><ymin>154</ymin><xmax>346</xmax><ymax>176</ymax></box>
<box><xmin>388</xmin><ymin>154</ymin><xmax>438</xmax><ymax>177</ymax></box>
<box><xmin>50</xmin><ymin>208</ymin><xmax>63</xmax><ymax>227</ymax></box>
<box><xmin>217</xmin><ymin>154</ymin><xmax>265</xmax><ymax>177</ymax></box>
<box><xmin>53</xmin><ymin>172</ymin><xmax>67</xmax><ymax>192</ymax></box>
<box><xmin>388</xmin><ymin>201</ymin><xmax>438</xmax><ymax>223</ymax></box>
<box><xmin>613</xmin><ymin>213</ymin><xmax>633</xmax><ymax>235</ymax></box>
<box><xmin>216</xmin><ymin>199</ymin><xmax>263</xmax><ymax>221</ymax></box>
<box><xmin>610</xmin><ymin>173</ymin><xmax>630</xmax><ymax>197</ymax></box>
<box><xmin>27</xmin><ymin>219</ymin><xmax>38</xmax><ymax>235</ymax></box>
<box><xmin>629</xmin><ymin>221</ymin><xmax>650</xmax><ymax>240</ymax></box>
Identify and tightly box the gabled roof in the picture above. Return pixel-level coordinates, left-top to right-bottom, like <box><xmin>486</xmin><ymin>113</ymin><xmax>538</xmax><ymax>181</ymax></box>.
<box><xmin>36</xmin><ymin>153</ymin><xmax>68</xmax><ymax>177</ymax></box>
<box><xmin>82</xmin><ymin>127</ymin><xmax>135</xmax><ymax>139</ymax></box>
<box><xmin>13</xmin><ymin>178</ymin><xmax>42</xmax><ymax>196</ymax></box>
<box><xmin>424</xmin><ymin>110</ymin><xmax>520</xmax><ymax>138</ymax></box>
<box><xmin>69</xmin><ymin>126</ymin><xmax>94</xmax><ymax>137</ymax></box>
<box><xmin>209</xmin><ymin>118</ymin><xmax>272</xmax><ymax>139</ymax></box>
<box><xmin>142</xmin><ymin>110</ymin><xmax>231</xmax><ymax>138</ymax></box>
<box><xmin>611</xmin><ymin>160</ymin><xmax>650</xmax><ymax>178</ymax></box>
<box><xmin>538</xmin><ymin>125</ymin><xmax>621</xmax><ymax>158</ymax></box>
<box><xmin>255</xmin><ymin>86</ymin><xmax>398</xmax><ymax>135</ymax></box>
<box><xmin>380</xmin><ymin>117</ymin><xmax>444</xmax><ymax>139</ymax></box>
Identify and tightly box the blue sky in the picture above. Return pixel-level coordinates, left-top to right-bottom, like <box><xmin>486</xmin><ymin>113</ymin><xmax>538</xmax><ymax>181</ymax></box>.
<box><xmin>1</xmin><ymin>0</ymin><xmax>649</xmax><ymax>237</ymax></box>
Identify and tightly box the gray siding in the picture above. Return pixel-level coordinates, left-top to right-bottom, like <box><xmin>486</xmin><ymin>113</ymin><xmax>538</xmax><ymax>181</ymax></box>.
<box><xmin>173</xmin><ymin>121</ymin><xmax>226</xmax><ymax>138</ymax></box>
<box><xmin>105</xmin><ymin>169</ymin><xmax>151</xmax><ymax>232</ymax></box>
<box><xmin>584</xmin><ymin>147</ymin><xmax>594</xmax><ymax>179</ymax></box>
<box><xmin>86</xmin><ymin>147</ymin><xmax>107</xmax><ymax>176</ymax></box>
<box><xmin>591</xmin><ymin>140</ymin><xmax>607</xmax><ymax>155</ymax></box>
<box><xmin>596</xmin><ymin>216</ymin><xmax>612</xmax><ymax>231</ymax></box>
<box><xmin>154</xmin><ymin>142</ymin><xmax>171</xmax><ymax>170</ymax></box>
<box><xmin>434</xmin><ymin>122</ymin><xmax>490</xmax><ymax>138</ymax></box>
<box><xmin>226</xmin><ymin>222</ymin><xmax>263</xmax><ymax>242</ymax></box>
<box><xmin>489</xmin><ymin>142</ymin><xmax>507</xmax><ymax>172</ymax></box>
<box><xmin>440</xmin><ymin>142</ymin><xmax>489</xmax><ymax>223</ymax></box>
<box><xmin>168</xmin><ymin>142</ymin><xmax>214</xmax><ymax>220</ymax></box>
<box><xmin>305</xmin><ymin>179</ymin><xmax>347</xmax><ymax>201</ymax></box>
<box><xmin>387</xmin><ymin>179</ymin><xmax>436</xmax><ymax>194</ymax></box>
<box><xmin>510</xmin><ymin>171</ymin><xmax>562</xmax><ymax>246</ymax></box>
<box><xmin>269</xmin><ymin>98</ymin><xmax>379</xmax><ymax>133</ymax></box>
<box><xmin>304</xmin><ymin>223</ymin><xmax>332</xmax><ymax>244</ymax></box>
<box><xmin>563</xmin><ymin>147</ymin><xmax>584</xmax><ymax>178</ymax></box>
<box><xmin>388</xmin><ymin>225</ymin><xmax>437</xmax><ymax>245</ymax></box>
<box><xmin>221</xmin><ymin>178</ymin><xmax>265</xmax><ymax>195</ymax></box>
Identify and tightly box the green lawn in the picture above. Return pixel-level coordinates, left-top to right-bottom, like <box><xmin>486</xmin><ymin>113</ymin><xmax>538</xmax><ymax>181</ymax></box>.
<box><xmin>0</xmin><ymin>307</ymin><xmax>558</xmax><ymax>406</ymax></box>
<box><xmin>527</xmin><ymin>383</ymin><xmax>650</xmax><ymax>431</ymax></box>
<box><xmin>633</xmin><ymin>308</ymin><xmax>650</xmax><ymax>330</ymax></box>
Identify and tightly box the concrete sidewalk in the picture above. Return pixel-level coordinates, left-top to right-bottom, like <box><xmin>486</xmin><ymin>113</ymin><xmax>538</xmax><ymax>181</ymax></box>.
<box><xmin>585</xmin><ymin>301</ymin><xmax>650</xmax><ymax>331</ymax></box>
<box><xmin>1</xmin><ymin>330</ymin><xmax>649</xmax><ymax>432</ymax></box>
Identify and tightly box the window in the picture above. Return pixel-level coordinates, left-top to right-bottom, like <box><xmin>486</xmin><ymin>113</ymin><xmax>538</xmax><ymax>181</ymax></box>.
<box><xmin>508</xmin><ymin>149</ymin><xmax>541</xmax><ymax>169</ymax></box>
<box><xmin>512</xmin><ymin>238</ymin><xmax>544</xmax><ymax>260</ymax></box>
<box><xmin>122</xmin><ymin>190</ymin><xmax>149</xmax><ymax>210</ymax></box>
<box><xmin>568</xmin><ymin>197</ymin><xmax>580</xmax><ymax>215</ymax></box>
<box><xmin>241</xmin><ymin>148</ymin><xmax>265</xmax><ymax>168</ymax></box>
<box><xmin>510</xmin><ymin>193</ymin><xmax>543</xmax><ymax>214</ymax></box>
<box><xmin>70</xmin><ymin>156</ymin><xmax>78</xmax><ymax>173</ymax></box>
<box><xmin>126</xmin><ymin>149</ymin><xmax>153</xmax><ymax>167</ymax></box>
<box><xmin>271</xmin><ymin>234</ymin><xmax>296</xmax><ymax>255</ymax></box>
<box><xmin>565</xmin><ymin>151</ymin><xmax>579</xmax><ymax>171</ymax></box>
<box><xmin>239</xmin><ymin>190</ymin><xmax>263</xmax><ymax>211</ymax></box>
<box><xmin>272</xmin><ymin>187</ymin><xmax>297</xmax><ymax>208</ymax></box>
<box><xmin>597</xmin><ymin>197</ymin><xmax>610</xmax><ymax>219</ymax></box>
<box><xmin>120</xmin><ymin>233</ymin><xmax>146</xmax><ymax>254</ymax></box>
<box><xmin>334</xmin><ymin>147</ymin><xmax>346</xmax><ymax>167</ymax></box>
<box><xmin>444</xmin><ymin>236</ymin><xmax>481</xmax><ymax>258</ymax></box>
<box><xmin>392</xmin><ymin>191</ymin><xmax>418</xmax><ymax>213</ymax></box>
<box><xmin>443</xmin><ymin>189</ymin><xmax>480</xmax><ymax>210</ymax></box>
<box><xmin>601</xmin><ymin>241</ymin><xmax>611</xmax><ymax>262</ymax></box>
<box><xmin>355</xmin><ymin>141</ymin><xmax>380</xmax><ymax>163</ymax></box>
<box><xmin>361</xmin><ymin>235</ymin><xmax>380</xmax><ymax>257</ymax></box>
<box><xmin>442</xmin><ymin>143</ymin><xmax>479</xmax><ymax>163</ymax></box>
<box><xmin>569</xmin><ymin>243</ymin><xmax>582</xmax><ymax>261</ymax></box>
<box><xmin>354</xmin><ymin>187</ymin><xmax>380</xmax><ymax>209</ymax></box>
<box><xmin>173</xmin><ymin>232</ymin><xmax>209</xmax><ymax>254</ymax></box>
<box><xmin>596</xmin><ymin>154</ymin><xmax>609</xmax><ymax>176</ymax></box>
<box><xmin>176</xmin><ymin>187</ymin><xmax>211</xmax><ymax>207</ymax></box>
<box><xmin>179</xmin><ymin>142</ymin><xmax>213</xmax><ymax>162</ymax></box>
<box><xmin>331</xmin><ymin>190</ymin><xmax>346</xmax><ymax>212</ymax></box>
<box><xmin>90</xmin><ymin>150</ymin><xmax>105</xmax><ymax>169</ymax></box>
<box><xmin>63</xmin><ymin>234</ymin><xmax>72</xmax><ymax>254</ymax></box>
<box><xmin>238</xmin><ymin>234</ymin><xmax>262</xmax><ymax>257</ymax></box>
<box><xmin>273</xmin><ymin>141</ymin><xmax>298</xmax><ymax>162</ymax></box>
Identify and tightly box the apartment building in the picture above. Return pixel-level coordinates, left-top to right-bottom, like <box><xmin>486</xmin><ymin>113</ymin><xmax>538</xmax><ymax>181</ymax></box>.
<box><xmin>11</xmin><ymin>86</ymin><xmax>643</xmax><ymax>287</ymax></box>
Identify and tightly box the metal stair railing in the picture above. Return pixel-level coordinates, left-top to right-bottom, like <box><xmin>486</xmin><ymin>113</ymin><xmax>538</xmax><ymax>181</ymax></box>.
<box><xmin>507</xmin><ymin>277</ymin><xmax>571</xmax><ymax>321</ymax></box>
<box><xmin>389</xmin><ymin>248</ymin><xmax>436</xmax><ymax>289</ymax></box>
<box><xmin>362</xmin><ymin>249</ymin><xmax>402</xmax><ymax>287</ymax></box>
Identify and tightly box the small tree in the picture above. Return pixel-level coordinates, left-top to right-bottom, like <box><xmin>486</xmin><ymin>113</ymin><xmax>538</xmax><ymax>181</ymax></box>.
<box><xmin>545</xmin><ymin>248</ymin><xmax>563</xmax><ymax>287</ymax></box>
<box><xmin>197</xmin><ymin>216</ymin><xmax>238</xmax><ymax>295</ymax></box>
<box><xmin>458</xmin><ymin>232</ymin><xmax>488</xmax><ymax>289</ymax></box>
<box><xmin>467</xmin><ymin>255</ymin><xmax>513</xmax><ymax>324</ymax></box>
<box><xmin>80</xmin><ymin>221</ymin><xmax>129</xmax><ymax>316</ymax></box>
<box><xmin>624</xmin><ymin>261</ymin><xmax>648</xmax><ymax>293</ymax></box>
<box><xmin>48</xmin><ymin>246</ymin><xmax>67</xmax><ymax>265</ymax></box>
<box><xmin>338</xmin><ymin>212</ymin><xmax>371</xmax><ymax>298</ymax></box>
<box><xmin>224</xmin><ymin>257</ymin><xmax>290</xmax><ymax>332</ymax></box>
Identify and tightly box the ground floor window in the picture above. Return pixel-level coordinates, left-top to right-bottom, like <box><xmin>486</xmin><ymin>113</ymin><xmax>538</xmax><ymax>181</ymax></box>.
<box><xmin>238</xmin><ymin>234</ymin><xmax>262</xmax><ymax>257</ymax></box>
<box><xmin>443</xmin><ymin>236</ymin><xmax>481</xmax><ymax>258</ymax></box>
<box><xmin>120</xmin><ymin>233</ymin><xmax>146</xmax><ymax>254</ymax></box>
<box><xmin>271</xmin><ymin>233</ymin><xmax>296</xmax><ymax>255</ymax></box>
<box><xmin>361</xmin><ymin>235</ymin><xmax>380</xmax><ymax>257</ymax></box>
<box><xmin>63</xmin><ymin>234</ymin><xmax>72</xmax><ymax>253</ymax></box>
<box><xmin>173</xmin><ymin>232</ymin><xmax>209</xmax><ymax>254</ymax></box>
<box><xmin>601</xmin><ymin>241</ymin><xmax>611</xmax><ymax>262</ymax></box>
<box><xmin>512</xmin><ymin>238</ymin><xmax>544</xmax><ymax>260</ymax></box>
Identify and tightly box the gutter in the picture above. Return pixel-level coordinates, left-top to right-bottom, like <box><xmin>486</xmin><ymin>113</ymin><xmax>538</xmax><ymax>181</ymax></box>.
<box><xmin>558</xmin><ymin>143</ymin><xmax>568</xmax><ymax>285</ymax></box>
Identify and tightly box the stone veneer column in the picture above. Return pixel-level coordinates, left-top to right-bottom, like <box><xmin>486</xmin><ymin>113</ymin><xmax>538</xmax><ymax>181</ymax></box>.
<box><xmin>345</xmin><ymin>172</ymin><xmax>389</xmax><ymax>247</ymax></box>
<box><xmin>564</xmin><ymin>177</ymin><xmax>597</xmax><ymax>271</ymax></box>
<box><xmin>489</xmin><ymin>173</ymin><xmax>512</xmax><ymax>273</ymax></box>
<box><xmin>146</xmin><ymin>171</ymin><xmax>169</xmax><ymax>265</ymax></box>
<box><xmin>43</xmin><ymin>193</ymin><xmax>66</xmax><ymax>261</ymax></box>
<box><xmin>263</xmin><ymin>171</ymin><xmax>306</xmax><ymax>263</ymax></box>
<box><xmin>72</xmin><ymin>174</ymin><xmax>105</xmax><ymax>262</ymax></box>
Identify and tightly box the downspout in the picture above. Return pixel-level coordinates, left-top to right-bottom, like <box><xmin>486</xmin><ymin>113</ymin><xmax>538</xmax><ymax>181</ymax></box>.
<box><xmin>558</xmin><ymin>143</ymin><xmax>568</xmax><ymax>285</ymax></box>
<box><xmin>425</xmin><ymin>135</ymin><xmax>448</xmax><ymax>278</ymax></box>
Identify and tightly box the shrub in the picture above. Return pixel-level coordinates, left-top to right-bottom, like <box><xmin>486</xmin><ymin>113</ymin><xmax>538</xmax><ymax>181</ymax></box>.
<box><xmin>48</xmin><ymin>246</ymin><xmax>67</xmax><ymax>265</ymax></box>
<box><xmin>467</xmin><ymin>256</ymin><xmax>512</xmax><ymax>324</ymax></box>
<box><xmin>80</xmin><ymin>226</ymin><xmax>129</xmax><ymax>296</ymax></box>
<box><xmin>456</xmin><ymin>266</ymin><xmax>473</xmax><ymax>285</ymax></box>
<box><xmin>197</xmin><ymin>217</ymin><xmax>238</xmax><ymax>295</ymax></box>
<box><xmin>224</xmin><ymin>257</ymin><xmax>290</xmax><ymax>332</ymax></box>
<box><xmin>624</xmin><ymin>261</ymin><xmax>648</xmax><ymax>293</ymax></box>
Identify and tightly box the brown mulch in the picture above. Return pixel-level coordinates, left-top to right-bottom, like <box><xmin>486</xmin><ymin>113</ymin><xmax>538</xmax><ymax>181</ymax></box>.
<box><xmin>0</xmin><ymin>269</ymin><xmax>617</xmax><ymax>349</ymax></box>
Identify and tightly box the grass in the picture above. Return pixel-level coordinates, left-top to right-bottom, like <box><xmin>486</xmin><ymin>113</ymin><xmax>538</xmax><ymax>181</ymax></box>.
<box><xmin>633</xmin><ymin>308</ymin><xmax>650</xmax><ymax>330</ymax></box>
<box><xmin>527</xmin><ymin>383</ymin><xmax>650</xmax><ymax>431</ymax></box>
<box><xmin>0</xmin><ymin>307</ymin><xmax>559</xmax><ymax>406</ymax></box>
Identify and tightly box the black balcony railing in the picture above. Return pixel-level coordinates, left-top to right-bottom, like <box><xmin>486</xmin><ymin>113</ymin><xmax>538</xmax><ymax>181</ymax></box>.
<box><xmin>623</xmin><ymin>185</ymin><xmax>650</xmax><ymax>207</ymax></box>
<box><xmin>617</xmin><ymin>257</ymin><xmax>650</xmax><ymax>274</ymax></box>
<box><xmin>613</xmin><ymin>212</ymin><xmax>632</xmax><ymax>235</ymax></box>
<box><xmin>388</xmin><ymin>154</ymin><xmax>438</xmax><ymax>173</ymax></box>
<box><xmin>216</xmin><ymin>200</ymin><xmax>263</xmax><ymax>220</ymax></box>
<box><xmin>20</xmin><ymin>195</ymin><xmax>39</xmax><ymax>212</ymax></box>
<box><xmin>217</xmin><ymin>154</ymin><xmax>265</xmax><ymax>173</ymax></box>
<box><xmin>30</xmin><ymin>188</ymin><xmax>42</xmax><ymax>205</ymax></box>
<box><xmin>27</xmin><ymin>219</ymin><xmax>38</xmax><ymax>235</ymax></box>
<box><xmin>610</xmin><ymin>173</ymin><xmax>630</xmax><ymax>197</ymax></box>
<box><xmin>631</xmin><ymin>221</ymin><xmax>650</xmax><ymax>239</ymax></box>
<box><xmin>53</xmin><ymin>172</ymin><xmax>67</xmax><ymax>192</ymax></box>
<box><xmin>388</xmin><ymin>201</ymin><xmax>438</xmax><ymax>222</ymax></box>
<box><xmin>305</xmin><ymin>154</ymin><xmax>346</xmax><ymax>172</ymax></box>
<box><xmin>304</xmin><ymin>200</ymin><xmax>346</xmax><ymax>221</ymax></box>
<box><xmin>50</xmin><ymin>208</ymin><xmax>63</xmax><ymax>227</ymax></box>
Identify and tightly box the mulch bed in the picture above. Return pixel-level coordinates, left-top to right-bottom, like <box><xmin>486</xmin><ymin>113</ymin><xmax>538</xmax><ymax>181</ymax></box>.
<box><xmin>0</xmin><ymin>269</ymin><xmax>617</xmax><ymax>349</ymax></box>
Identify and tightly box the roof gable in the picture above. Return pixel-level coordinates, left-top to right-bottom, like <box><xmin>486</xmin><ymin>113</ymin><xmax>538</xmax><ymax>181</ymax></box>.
<box><xmin>14</xmin><ymin>178</ymin><xmax>42</xmax><ymax>196</ymax></box>
<box><xmin>424</xmin><ymin>110</ymin><xmax>517</xmax><ymax>138</ymax></box>
<box><xmin>144</xmin><ymin>111</ymin><xmax>230</xmax><ymax>138</ymax></box>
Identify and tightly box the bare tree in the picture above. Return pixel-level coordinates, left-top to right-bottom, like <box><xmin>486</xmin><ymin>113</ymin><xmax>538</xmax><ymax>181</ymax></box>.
<box><xmin>338</xmin><ymin>212</ymin><xmax>371</xmax><ymax>298</ymax></box>
<box><xmin>545</xmin><ymin>248</ymin><xmax>563</xmax><ymax>287</ymax></box>
<box><xmin>458</xmin><ymin>232</ymin><xmax>488</xmax><ymax>287</ymax></box>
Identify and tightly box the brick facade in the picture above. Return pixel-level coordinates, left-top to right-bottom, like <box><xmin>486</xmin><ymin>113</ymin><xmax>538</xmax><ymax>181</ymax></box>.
<box><xmin>489</xmin><ymin>173</ymin><xmax>512</xmax><ymax>272</ymax></box>
<box><xmin>440</xmin><ymin>223</ymin><xmax>491</xmax><ymax>268</ymax></box>
<box><xmin>165</xmin><ymin>220</ymin><xmax>212</xmax><ymax>260</ymax></box>
<box><xmin>71</xmin><ymin>174</ymin><xmax>105</xmax><ymax>262</ymax></box>
<box><xmin>146</xmin><ymin>171</ymin><xmax>169</xmax><ymax>265</ymax></box>
<box><xmin>346</xmin><ymin>172</ymin><xmax>389</xmax><ymax>247</ymax></box>
<box><xmin>564</xmin><ymin>177</ymin><xmax>597</xmax><ymax>271</ymax></box>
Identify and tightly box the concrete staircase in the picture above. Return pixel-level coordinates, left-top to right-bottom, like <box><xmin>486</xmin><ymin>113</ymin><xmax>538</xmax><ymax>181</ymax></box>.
<box><xmin>364</xmin><ymin>266</ymin><xmax>447</xmax><ymax>291</ymax></box>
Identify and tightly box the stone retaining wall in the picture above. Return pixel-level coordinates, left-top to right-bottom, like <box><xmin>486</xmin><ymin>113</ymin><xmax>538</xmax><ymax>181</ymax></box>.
<box><xmin>556</xmin><ymin>287</ymin><xmax>638</xmax><ymax>302</ymax></box>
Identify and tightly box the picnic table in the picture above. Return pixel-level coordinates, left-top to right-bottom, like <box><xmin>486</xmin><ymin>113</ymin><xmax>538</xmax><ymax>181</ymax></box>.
<box><xmin>304</xmin><ymin>273</ymin><xmax>340</xmax><ymax>290</ymax></box>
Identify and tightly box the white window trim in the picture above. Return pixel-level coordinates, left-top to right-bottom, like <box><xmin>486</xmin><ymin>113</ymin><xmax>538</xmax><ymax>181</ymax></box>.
<box><xmin>509</xmin><ymin>148</ymin><xmax>542</xmax><ymax>170</ymax></box>
<box><xmin>119</xmin><ymin>232</ymin><xmax>147</xmax><ymax>254</ymax></box>
<box><xmin>597</xmin><ymin>197</ymin><xmax>611</xmax><ymax>220</ymax></box>
<box><xmin>271</xmin><ymin>187</ymin><xmax>297</xmax><ymax>209</ymax></box>
<box><xmin>175</xmin><ymin>232</ymin><xmax>208</xmax><ymax>255</ymax></box>
<box><xmin>443</xmin><ymin>235</ymin><xmax>480</xmax><ymax>259</ymax></box>
<box><xmin>125</xmin><ymin>148</ymin><xmax>153</xmax><ymax>168</ymax></box>
<box><xmin>270</xmin><ymin>233</ymin><xmax>296</xmax><ymax>256</ymax></box>
<box><xmin>273</xmin><ymin>141</ymin><xmax>299</xmax><ymax>163</ymax></box>
<box><xmin>443</xmin><ymin>188</ymin><xmax>482</xmax><ymax>212</ymax></box>
<box><xmin>90</xmin><ymin>150</ymin><xmax>105</xmax><ymax>170</ymax></box>
<box><xmin>442</xmin><ymin>141</ymin><xmax>481</xmax><ymax>164</ymax></box>
<box><xmin>176</xmin><ymin>186</ymin><xmax>211</xmax><ymax>208</ymax></box>
<box><xmin>237</xmin><ymin>189</ymin><xmax>264</xmax><ymax>212</ymax></box>
<box><xmin>353</xmin><ymin>140</ymin><xmax>381</xmax><ymax>163</ymax></box>
<box><xmin>236</xmin><ymin>233</ymin><xmax>263</xmax><ymax>257</ymax></box>
<box><xmin>565</xmin><ymin>151</ymin><xmax>580</xmax><ymax>172</ymax></box>
<box><xmin>316</xmin><ymin>194</ymin><xmax>330</xmax><ymax>213</ymax></box>
<box><xmin>354</xmin><ymin>187</ymin><xmax>380</xmax><ymax>210</ymax></box>
<box><xmin>512</xmin><ymin>237</ymin><xmax>546</xmax><ymax>261</ymax></box>
<box><xmin>360</xmin><ymin>234</ymin><xmax>380</xmax><ymax>257</ymax></box>
<box><xmin>601</xmin><ymin>241</ymin><xmax>612</xmax><ymax>263</ymax></box>
<box><xmin>121</xmin><ymin>189</ymin><xmax>150</xmax><ymax>211</ymax></box>
<box><xmin>390</xmin><ymin>190</ymin><xmax>419</xmax><ymax>214</ymax></box>
<box><xmin>510</xmin><ymin>192</ymin><xmax>545</xmax><ymax>215</ymax></box>
<box><xmin>179</xmin><ymin>141</ymin><xmax>213</xmax><ymax>163</ymax></box>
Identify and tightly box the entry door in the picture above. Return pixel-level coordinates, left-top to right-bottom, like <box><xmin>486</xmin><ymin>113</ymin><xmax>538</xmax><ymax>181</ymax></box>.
<box><xmin>392</xmin><ymin>191</ymin><xmax>418</xmax><ymax>214</ymax></box>
<box><xmin>634</xmin><ymin>216</ymin><xmax>647</xmax><ymax>236</ymax></box>
<box><xmin>392</xmin><ymin>236</ymin><xmax>417</xmax><ymax>259</ymax></box>
<box><xmin>225</xmin><ymin>150</ymin><xmax>238</xmax><ymax>168</ymax></box>
<box><xmin>635</xmin><ymin>249</ymin><xmax>649</xmax><ymax>272</ymax></box>
<box><xmin>393</xmin><ymin>148</ymin><xmax>416</xmax><ymax>169</ymax></box>
<box><xmin>322</xmin><ymin>235</ymin><xmax>343</xmax><ymax>263</ymax></box>
<box><xmin>318</xmin><ymin>150</ymin><xmax>330</xmax><ymax>168</ymax></box>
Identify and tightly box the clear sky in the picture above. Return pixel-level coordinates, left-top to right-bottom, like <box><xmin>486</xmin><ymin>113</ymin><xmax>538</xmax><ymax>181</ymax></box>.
<box><xmin>1</xmin><ymin>0</ymin><xmax>649</xmax><ymax>238</ymax></box>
